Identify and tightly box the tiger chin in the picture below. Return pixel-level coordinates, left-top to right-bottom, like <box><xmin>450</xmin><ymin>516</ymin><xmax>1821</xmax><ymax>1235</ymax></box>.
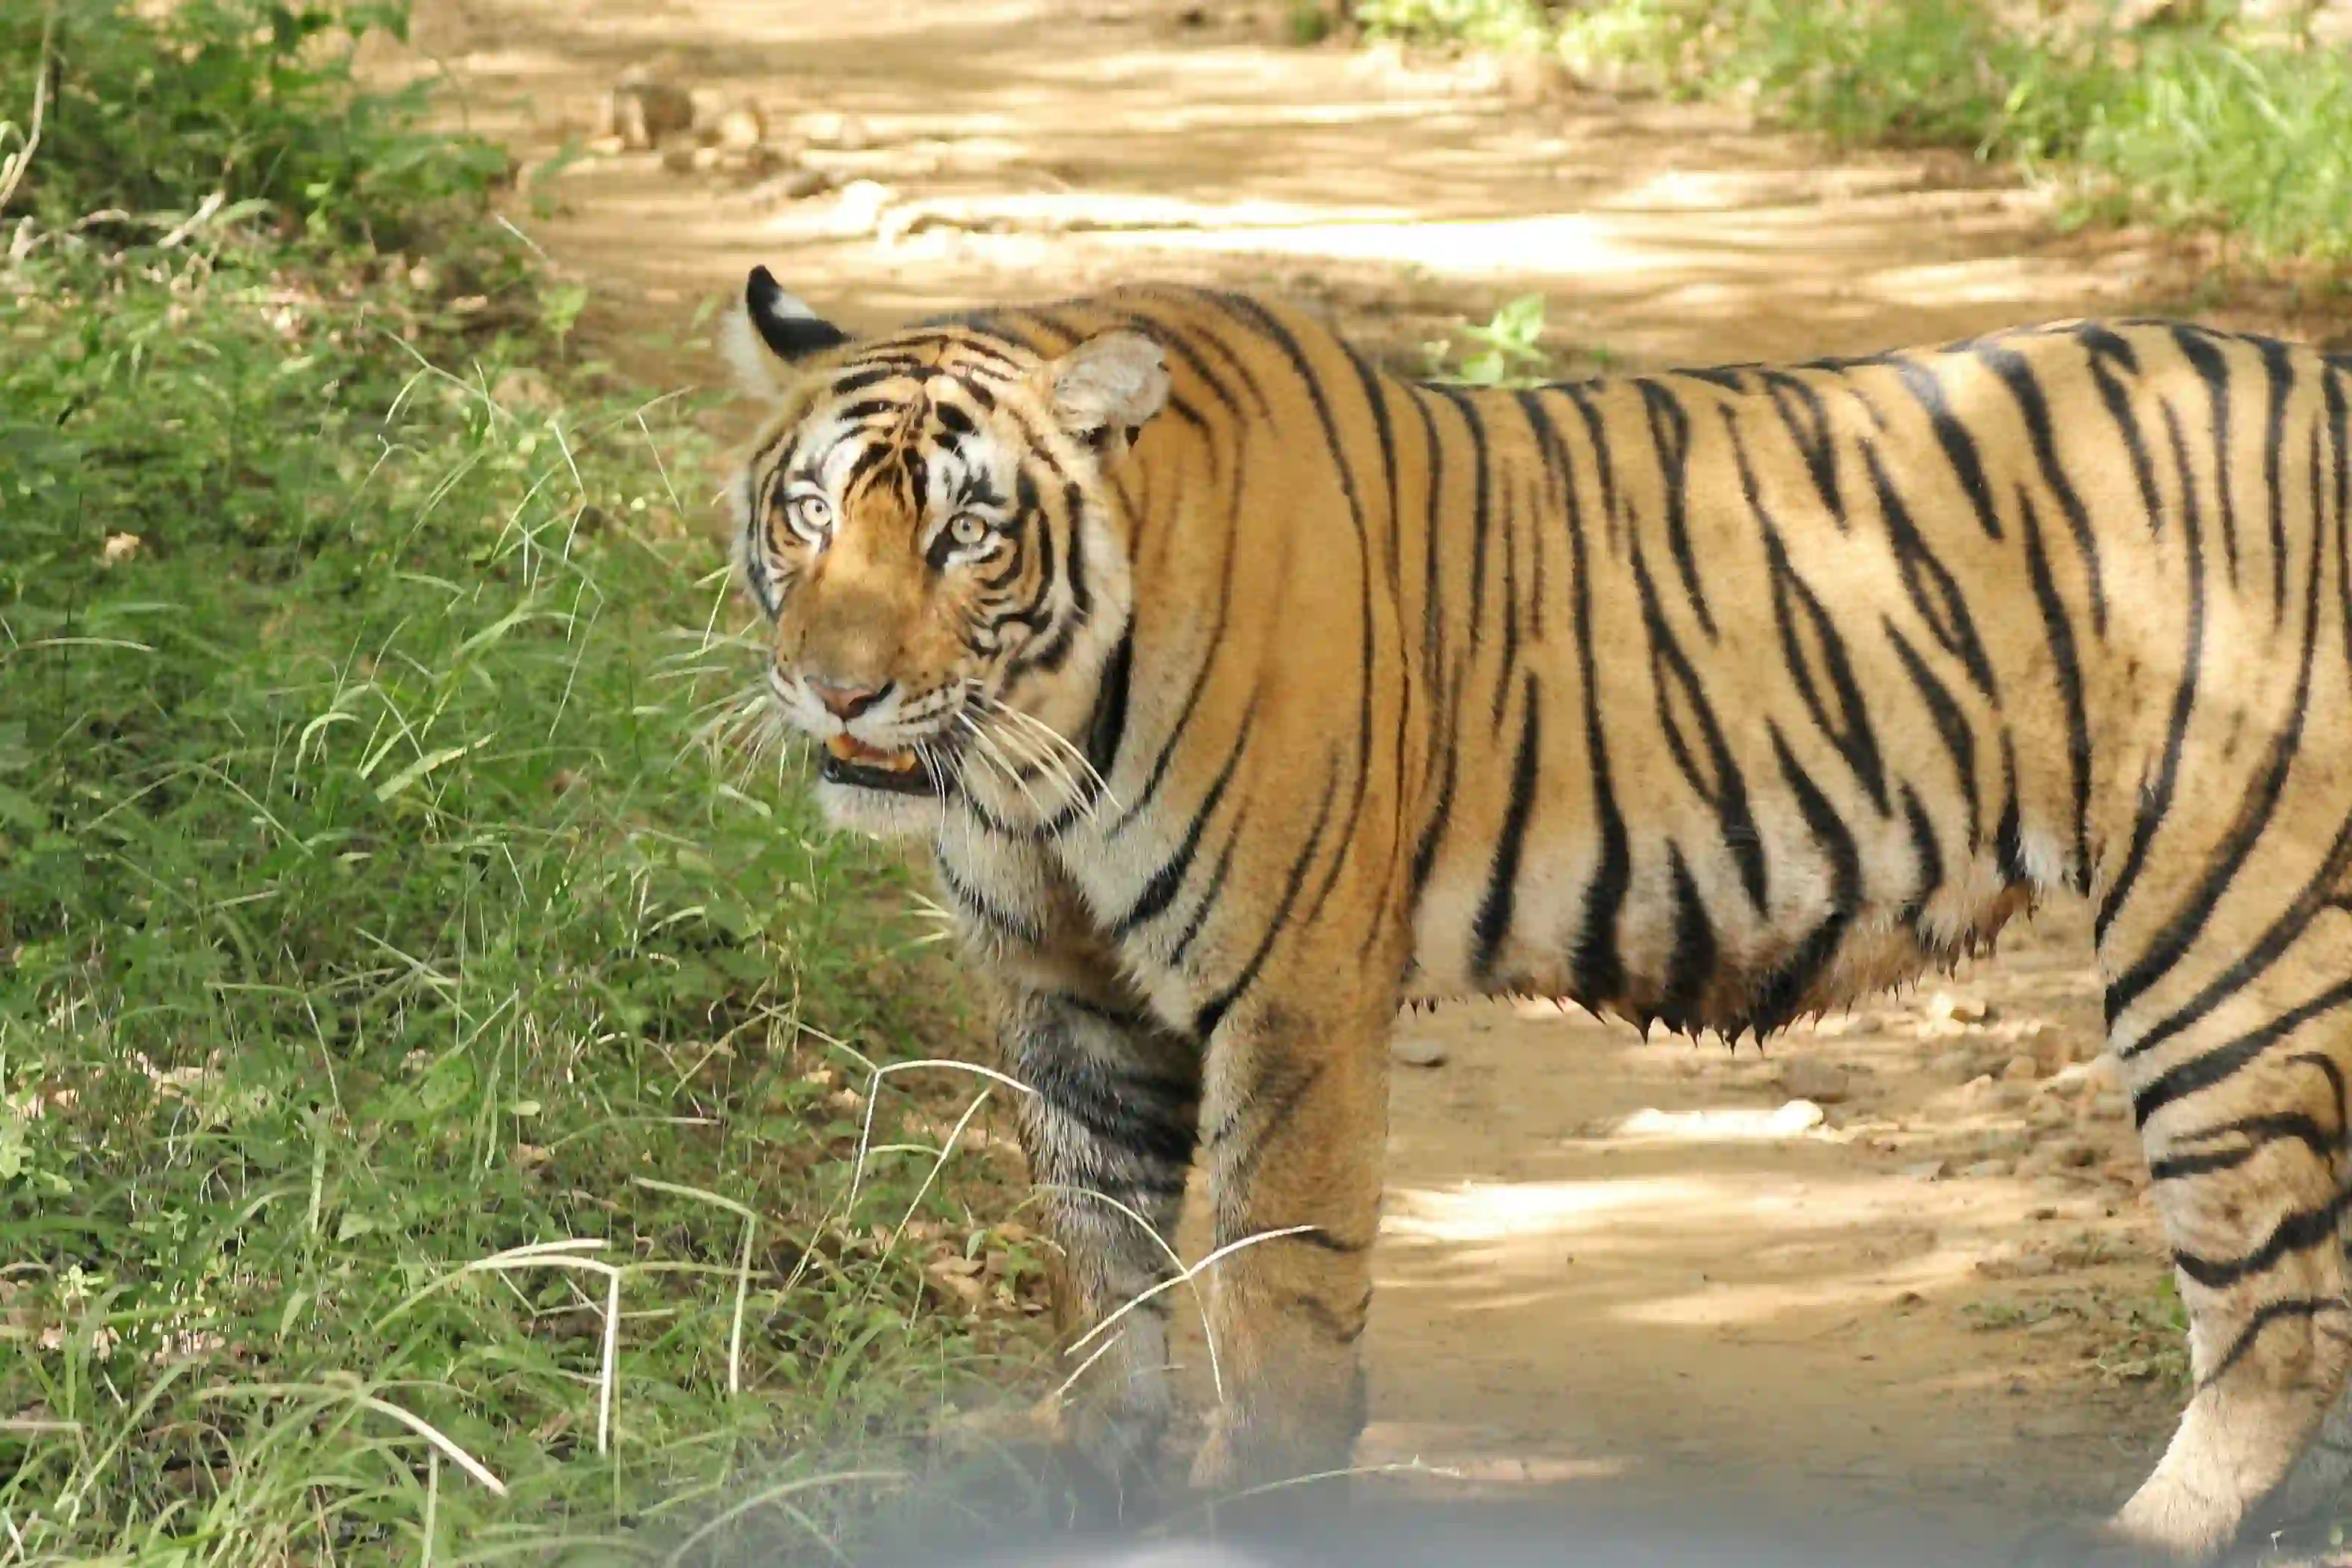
<box><xmin>720</xmin><ymin>265</ymin><xmax>2352</xmax><ymax>1564</ymax></box>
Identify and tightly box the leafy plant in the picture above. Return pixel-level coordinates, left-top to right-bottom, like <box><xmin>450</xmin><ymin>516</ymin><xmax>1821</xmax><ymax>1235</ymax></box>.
<box><xmin>1421</xmin><ymin>293</ymin><xmax>1561</xmax><ymax>386</ymax></box>
<box><xmin>0</xmin><ymin>0</ymin><xmax>511</xmax><ymax>246</ymax></box>
<box><xmin>1359</xmin><ymin>0</ymin><xmax>2352</xmax><ymax>265</ymax></box>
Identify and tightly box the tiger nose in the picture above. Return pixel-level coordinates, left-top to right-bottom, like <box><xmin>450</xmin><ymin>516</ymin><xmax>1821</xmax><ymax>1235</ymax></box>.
<box><xmin>806</xmin><ymin>677</ymin><xmax>891</xmax><ymax>721</ymax></box>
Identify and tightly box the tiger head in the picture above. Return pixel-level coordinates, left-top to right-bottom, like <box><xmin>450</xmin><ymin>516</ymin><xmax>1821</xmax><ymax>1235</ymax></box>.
<box><xmin>722</xmin><ymin>268</ymin><xmax>1170</xmax><ymax>840</ymax></box>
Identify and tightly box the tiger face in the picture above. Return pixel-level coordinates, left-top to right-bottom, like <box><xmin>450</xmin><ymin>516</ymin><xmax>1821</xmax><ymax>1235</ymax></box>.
<box><xmin>722</xmin><ymin>269</ymin><xmax>1170</xmax><ymax>839</ymax></box>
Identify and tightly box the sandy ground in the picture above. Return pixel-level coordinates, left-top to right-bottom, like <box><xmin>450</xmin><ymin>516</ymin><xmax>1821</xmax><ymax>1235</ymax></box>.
<box><xmin>375</xmin><ymin>0</ymin><xmax>2312</xmax><ymax>1549</ymax></box>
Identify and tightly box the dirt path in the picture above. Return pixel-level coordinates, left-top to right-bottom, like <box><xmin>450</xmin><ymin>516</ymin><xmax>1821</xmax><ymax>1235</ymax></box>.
<box><xmin>386</xmin><ymin>0</ymin><xmax>2209</xmax><ymax>1549</ymax></box>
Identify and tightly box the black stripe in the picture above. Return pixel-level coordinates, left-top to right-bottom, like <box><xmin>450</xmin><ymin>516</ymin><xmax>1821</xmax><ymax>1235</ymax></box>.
<box><xmin>2132</xmin><ymin>976</ymin><xmax>2352</xmax><ymax>1127</ymax></box>
<box><xmin>1760</xmin><ymin>369</ymin><xmax>1845</xmax><ymax>525</ymax></box>
<box><xmin>1561</xmin><ymin>383</ymin><xmax>1622</xmax><ymax>553</ymax></box>
<box><xmin>1432</xmin><ymin>385</ymin><xmax>1496</xmax><ymax>658</ymax></box>
<box><xmin>1634</xmin><ymin>547</ymin><xmax>1767</xmax><ymax>911</ymax></box>
<box><xmin>939</xmin><ymin>859</ymin><xmax>1045</xmax><ymax>945</ymax></box>
<box><xmin>2079</xmin><ymin>326</ymin><xmax>2164</xmax><ymax>532</ymax></box>
<box><xmin>1110</xmin><ymin>423</ymin><xmax>1248</xmax><ymax>832</ymax></box>
<box><xmin>1899</xmin><ymin>783</ymin><xmax>1944</xmax><ymax>921</ymax></box>
<box><xmin>1407</xmin><ymin>744</ymin><xmax>1457</xmax><ymax>909</ymax></box>
<box><xmin>2121</xmin><ymin>811</ymin><xmax>2352</xmax><ymax>1065</ymax></box>
<box><xmin>2172</xmin><ymin>1185</ymin><xmax>2352</xmax><ymax>1292</ymax></box>
<box><xmin>1749</xmin><ymin>728</ymin><xmax>1863</xmax><ymax>1034</ymax></box>
<box><xmin>1975</xmin><ymin>340</ymin><xmax>2107</xmax><ymax>636</ymax></box>
<box><xmin>1885</xmin><ymin>626</ymin><xmax>1982</xmax><ymax>854</ymax></box>
<box><xmin>1111</xmin><ymin>695</ymin><xmax>1257</xmax><ymax>938</ymax></box>
<box><xmin>2259</xmin><ymin>336</ymin><xmax>2295</xmax><ymax>618</ymax></box>
<box><xmin>1194</xmin><ymin>769</ymin><xmax>1341</xmax><ymax>1041</ymax></box>
<box><xmin>2149</xmin><ymin>1113</ymin><xmax>2339</xmax><ymax>1182</ymax></box>
<box><xmin>2098</xmin><ymin>402</ymin><xmax>2206</xmax><ymax>942</ymax></box>
<box><xmin>1658</xmin><ymin>845</ymin><xmax>1718</xmax><ymax>1032</ymax></box>
<box><xmin>1470</xmin><ymin>681</ymin><xmax>1543</xmax><ymax>985</ymax></box>
<box><xmin>1085</xmin><ymin>628</ymin><xmax>1133</xmax><ymax>783</ymax></box>
<box><xmin>2015</xmin><ymin>488</ymin><xmax>2092</xmax><ymax>892</ymax></box>
<box><xmin>1130</xmin><ymin>288</ymin><xmax>1275</xmax><ymax>415</ymax></box>
<box><xmin>1564</xmin><ymin>396</ymin><xmax>1631</xmax><ymax>1006</ymax></box>
<box><xmin>1891</xmin><ymin>355</ymin><xmax>2004</xmax><ymax>541</ymax></box>
<box><xmin>1865</xmin><ymin>441</ymin><xmax>2000</xmax><ymax>699</ymax></box>
<box><xmin>1343</xmin><ymin>341</ymin><xmax>1402</xmax><ymax>601</ymax></box>
<box><xmin>1169</xmin><ymin>829</ymin><xmax>1241</xmax><ymax>968</ymax></box>
<box><xmin>2202</xmin><ymin>1298</ymin><xmax>2350</xmax><ymax>1387</ymax></box>
<box><xmin>2172</xmin><ymin>326</ymin><xmax>2240</xmax><ymax>588</ymax></box>
<box><xmin>1412</xmin><ymin>387</ymin><xmax>1452</xmax><ymax>813</ymax></box>
<box><xmin>2109</xmin><ymin>468</ymin><xmax>2330</xmax><ymax>1038</ymax></box>
<box><xmin>1752</xmin><ymin>447</ymin><xmax>1891</xmax><ymax>816</ymax></box>
<box><xmin>1216</xmin><ymin>296</ymin><xmax>1380</xmax><ymax>945</ymax></box>
<box><xmin>2330</xmin><ymin>368</ymin><xmax>2351</xmax><ymax>697</ymax></box>
<box><xmin>1993</xmin><ymin>742</ymin><xmax>2027</xmax><ymax>889</ymax></box>
<box><xmin>1020</xmin><ymin>1041</ymin><xmax>1198</xmax><ymax>1170</ymax></box>
<box><xmin>1638</xmin><ymin>379</ymin><xmax>1714</xmax><ymax>638</ymax></box>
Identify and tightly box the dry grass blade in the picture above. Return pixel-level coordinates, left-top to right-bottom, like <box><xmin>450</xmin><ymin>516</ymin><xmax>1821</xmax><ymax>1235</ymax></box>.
<box><xmin>0</xmin><ymin>0</ymin><xmax>55</xmax><ymax>214</ymax></box>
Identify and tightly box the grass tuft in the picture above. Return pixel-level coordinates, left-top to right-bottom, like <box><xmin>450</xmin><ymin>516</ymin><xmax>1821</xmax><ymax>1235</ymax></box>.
<box><xmin>1354</xmin><ymin>0</ymin><xmax>2352</xmax><ymax>265</ymax></box>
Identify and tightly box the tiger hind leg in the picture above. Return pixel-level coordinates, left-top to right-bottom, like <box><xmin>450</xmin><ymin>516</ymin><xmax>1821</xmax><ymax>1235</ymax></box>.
<box><xmin>2094</xmin><ymin>951</ymin><xmax>2352</xmax><ymax>1562</ymax></box>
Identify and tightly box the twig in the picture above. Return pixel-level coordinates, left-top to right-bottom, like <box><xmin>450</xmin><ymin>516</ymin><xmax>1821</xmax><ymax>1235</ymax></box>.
<box><xmin>0</xmin><ymin>0</ymin><xmax>59</xmax><ymax>216</ymax></box>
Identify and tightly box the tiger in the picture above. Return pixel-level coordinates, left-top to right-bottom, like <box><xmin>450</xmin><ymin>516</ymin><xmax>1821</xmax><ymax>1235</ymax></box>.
<box><xmin>718</xmin><ymin>264</ymin><xmax>2352</xmax><ymax>1564</ymax></box>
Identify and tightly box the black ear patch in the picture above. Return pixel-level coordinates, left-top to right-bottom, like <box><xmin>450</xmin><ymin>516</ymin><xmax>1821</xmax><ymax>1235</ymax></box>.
<box><xmin>745</xmin><ymin>266</ymin><xmax>850</xmax><ymax>361</ymax></box>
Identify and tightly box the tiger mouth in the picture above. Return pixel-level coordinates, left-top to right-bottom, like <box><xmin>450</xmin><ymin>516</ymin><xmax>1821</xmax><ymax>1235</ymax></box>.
<box><xmin>820</xmin><ymin>733</ymin><xmax>940</xmax><ymax>796</ymax></box>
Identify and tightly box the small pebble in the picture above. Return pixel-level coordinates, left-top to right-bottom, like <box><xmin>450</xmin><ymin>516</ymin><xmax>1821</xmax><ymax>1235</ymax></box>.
<box><xmin>1391</xmin><ymin>1036</ymin><xmax>1449</xmax><ymax>1068</ymax></box>
<box><xmin>1777</xmin><ymin>1059</ymin><xmax>1852</xmax><ymax>1104</ymax></box>
<box><xmin>1929</xmin><ymin>992</ymin><xmax>1992</xmax><ymax>1025</ymax></box>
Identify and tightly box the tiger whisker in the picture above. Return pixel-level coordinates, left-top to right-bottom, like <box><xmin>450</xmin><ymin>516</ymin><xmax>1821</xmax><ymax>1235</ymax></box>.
<box><xmin>980</xmin><ymin>710</ymin><xmax>1090</xmax><ymax>813</ymax></box>
<box><xmin>977</xmin><ymin>696</ymin><xmax>1120</xmax><ymax>818</ymax></box>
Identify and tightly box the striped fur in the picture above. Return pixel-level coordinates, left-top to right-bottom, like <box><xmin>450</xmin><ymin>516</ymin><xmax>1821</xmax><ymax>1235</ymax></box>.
<box><xmin>727</xmin><ymin>279</ymin><xmax>2352</xmax><ymax>1560</ymax></box>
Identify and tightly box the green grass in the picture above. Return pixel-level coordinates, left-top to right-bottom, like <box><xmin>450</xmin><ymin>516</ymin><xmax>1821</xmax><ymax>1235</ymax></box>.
<box><xmin>1353</xmin><ymin>0</ymin><xmax>2352</xmax><ymax>265</ymax></box>
<box><xmin>2</xmin><ymin>4</ymin><xmax>1048</xmax><ymax>1563</ymax></box>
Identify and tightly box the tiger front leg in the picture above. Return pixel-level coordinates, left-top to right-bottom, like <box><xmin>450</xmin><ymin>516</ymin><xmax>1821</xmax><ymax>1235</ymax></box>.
<box><xmin>1003</xmin><ymin>983</ymin><xmax>1202</xmax><ymax>1516</ymax></box>
<box><xmin>1186</xmin><ymin>998</ymin><xmax>1390</xmax><ymax>1502</ymax></box>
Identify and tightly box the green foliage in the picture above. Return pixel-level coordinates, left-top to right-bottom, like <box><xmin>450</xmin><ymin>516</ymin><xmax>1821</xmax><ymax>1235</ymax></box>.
<box><xmin>0</xmin><ymin>235</ymin><xmax>1025</xmax><ymax>1561</ymax></box>
<box><xmin>1422</xmin><ymin>292</ymin><xmax>1557</xmax><ymax>385</ymax></box>
<box><xmin>1418</xmin><ymin>293</ymin><xmax>1621</xmax><ymax>387</ymax></box>
<box><xmin>0</xmin><ymin>3</ymin><xmax>1031</xmax><ymax>1561</ymax></box>
<box><xmin>1351</xmin><ymin>0</ymin><xmax>1558</xmax><ymax>49</ymax></box>
<box><xmin>0</xmin><ymin>0</ymin><xmax>511</xmax><ymax>246</ymax></box>
<box><xmin>1360</xmin><ymin>0</ymin><xmax>2352</xmax><ymax>264</ymax></box>
<box><xmin>1287</xmin><ymin>1</ymin><xmax>1340</xmax><ymax>44</ymax></box>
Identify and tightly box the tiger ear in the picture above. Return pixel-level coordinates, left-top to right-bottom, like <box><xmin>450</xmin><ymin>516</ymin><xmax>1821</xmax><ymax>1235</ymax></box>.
<box><xmin>1044</xmin><ymin>331</ymin><xmax>1170</xmax><ymax>461</ymax></box>
<box><xmin>721</xmin><ymin>266</ymin><xmax>851</xmax><ymax>396</ymax></box>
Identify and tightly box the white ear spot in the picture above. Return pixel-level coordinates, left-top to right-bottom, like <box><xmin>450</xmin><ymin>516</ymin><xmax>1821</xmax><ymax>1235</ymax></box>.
<box><xmin>1047</xmin><ymin>331</ymin><xmax>1172</xmax><ymax>438</ymax></box>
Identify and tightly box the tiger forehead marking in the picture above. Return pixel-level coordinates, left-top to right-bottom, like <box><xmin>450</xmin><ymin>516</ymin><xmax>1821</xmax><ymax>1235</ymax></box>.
<box><xmin>722</xmin><ymin>270</ymin><xmax>2352</xmax><ymax>1564</ymax></box>
<box><xmin>725</xmin><ymin>282</ymin><xmax>1163</xmax><ymax>839</ymax></box>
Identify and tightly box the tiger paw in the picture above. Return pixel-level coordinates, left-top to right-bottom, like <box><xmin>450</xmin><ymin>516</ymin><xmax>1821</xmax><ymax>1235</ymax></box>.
<box><xmin>1185</xmin><ymin>1406</ymin><xmax>1357</xmax><ymax>1508</ymax></box>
